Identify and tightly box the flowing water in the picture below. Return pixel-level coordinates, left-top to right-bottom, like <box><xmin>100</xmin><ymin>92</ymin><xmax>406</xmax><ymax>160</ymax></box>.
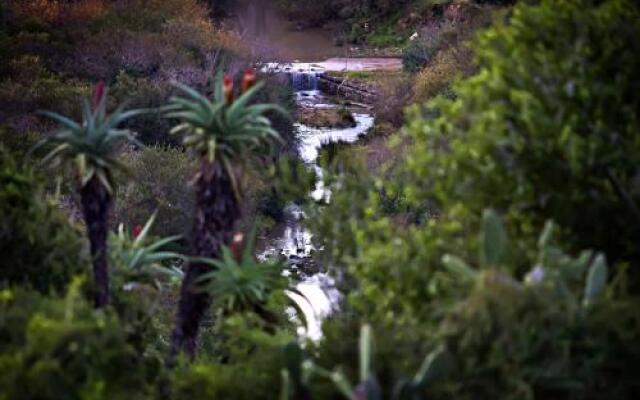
<box><xmin>260</xmin><ymin>63</ymin><xmax>374</xmax><ymax>340</ymax></box>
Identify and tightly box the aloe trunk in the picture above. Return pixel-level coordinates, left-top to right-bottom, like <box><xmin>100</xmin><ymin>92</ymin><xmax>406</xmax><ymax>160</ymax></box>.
<box><xmin>168</xmin><ymin>160</ymin><xmax>241</xmax><ymax>362</ymax></box>
<box><xmin>80</xmin><ymin>176</ymin><xmax>112</xmax><ymax>308</ymax></box>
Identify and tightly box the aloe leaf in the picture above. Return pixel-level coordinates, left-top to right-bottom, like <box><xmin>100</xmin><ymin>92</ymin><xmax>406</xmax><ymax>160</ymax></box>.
<box><xmin>133</xmin><ymin>211</ymin><xmax>157</xmax><ymax>247</ymax></box>
<box><xmin>442</xmin><ymin>254</ymin><xmax>477</xmax><ymax>281</ymax></box>
<box><xmin>481</xmin><ymin>209</ymin><xmax>507</xmax><ymax>265</ymax></box>
<box><xmin>583</xmin><ymin>253</ymin><xmax>608</xmax><ymax>308</ymax></box>
<box><xmin>413</xmin><ymin>346</ymin><xmax>451</xmax><ymax>388</ymax></box>
<box><xmin>94</xmin><ymin>169</ymin><xmax>113</xmax><ymax>194</ymax></box>
<box><xmin>142</xmin><ymin>252</ymin><xmax>183</xmax><ymax>264</ymax></box>
<box><xmin>280</xmin><ymin>370</ymin><xmax>291</xmax><ymax>400</ymax></box>
<box><xmin>538</xmin><ymin>220</ymin><xmax>555</xmax><ymax>249</ymax></box>
<box><xmin>40</xmin><ymin>143</ymin><xmax>72</xmax><ymax>165</ymax></box>
<box><xmin>360</xmin><ymin>324</ymin><xmax>373</xmax><ymax>382</ymax></box>
<box><xmin>227</xmin><ymin>82</ymin><xmax>264</xmax><ymax>120</ymax></box>
<box><xmin>38</xmin><ymin>110</ymin><xmax>82</xmax><ymax>131</ymax></box>
<box><xmin>146</xmin><ymin>235</ymin><xmax>182</xmax><ymax>252</ymax></box>
<box><xmin>330</xmin><ymin>371</ymin><xmax>354</xmax><ymax>399</ymax></box>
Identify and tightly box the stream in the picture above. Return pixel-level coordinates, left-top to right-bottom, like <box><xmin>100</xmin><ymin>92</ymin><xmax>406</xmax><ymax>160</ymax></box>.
<box><xmin>260</xmin><ymin>64</ymin><xmax>375</xmax><ymax>340</ymax></box>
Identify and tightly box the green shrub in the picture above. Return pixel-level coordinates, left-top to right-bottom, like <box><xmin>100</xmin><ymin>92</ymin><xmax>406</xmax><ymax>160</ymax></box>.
<box><xmin>0</xmin><ymin>68</ymin><xmax>89</xmax><ymax>119</ymax></box>
<box><xmin>171</xmin><ymin>314</ymin><xmax>293</xmax><ymax>400</ymax></box>
<box><xmin>0</xmin><ymin>284</ymin><xmax>159</xmax><ymax>400</ymax></box>
<box><xmin>373</xmin><ymin>73</ymin><xmax>415</xmax><ymax>127</ymax></box>
<box><xmin>413</xmin><ymin>44</ymin><xmax>472</xmax><ymax>102</ymax></box>
<box><xmin>115</xmin><ymin>146</ymin><xmax>197</xmax><ymax>239</ymax></box>
<box><xmin>309</xmin><ymin>201</ymin><xmax>640</xmax><ymax>399</ymax></box>
<box><xmin>402</xmin><ymin>35</ymin><xmax>441</xmax><ymax>72</ymax></box>
<box><xmin>110</xmin><ymin>72</ymin><xmax>175</xmax><ymax>145</ymax></box>
<box><xmin>405</xmin><ymin>0</ymin><xmax>640</xmax><ymax>279</ymax></box>
<box><xmin>0</xmin><ymin>146</ymin><xmax>86</xmax><ymax>294</ymax></box>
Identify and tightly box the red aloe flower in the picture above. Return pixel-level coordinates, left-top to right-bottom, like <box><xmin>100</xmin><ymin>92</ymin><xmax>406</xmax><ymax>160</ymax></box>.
<box><xmin>223</xmin><ymin>74</ymin><xmax>234</xmax><ymax>105</ymax></box>
<box><xmin>241</xmin><ymin>68</ymin><xmax>256</xmax><ymax>93</ymax></box>
<box><xmin>92</xmin><ymin>81</ymin><xmax>105</xmax><ymax>112</ymax></box>
<box><xmin>132</xmin><ymin>224</ymin><xmax>143</xmax><ymax>239</ymax></box>
<box><xmin>230</xmin><ymin>232</ymin><xmax>244</xmax><ymax>262</ymax></box>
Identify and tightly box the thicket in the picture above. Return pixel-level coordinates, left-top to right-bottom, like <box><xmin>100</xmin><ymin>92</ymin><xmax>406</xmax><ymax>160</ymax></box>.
<box><xmin>0</xmin><ymin>147</ymin><xmax>86</xmax><ymax>294</ymax></box>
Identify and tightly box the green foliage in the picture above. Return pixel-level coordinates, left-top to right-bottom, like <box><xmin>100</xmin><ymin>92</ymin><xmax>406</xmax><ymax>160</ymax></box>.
<box><xmin>404</xmin><ymin>0</ymin><xmax>640</xmax><ymax>276</ymax></box>
<box><xmin>36</xmin><ymin>85</ymin><xmax>145</xmax><ymax>194</ymax></box>
<box><xmin>311</xmin><ymin>194</ymin><xmax>640</xmax><ymax>398</ymax></box>
<box><xmin>195</xmin><ymin>236</ymin><xmax>284</xmax><ymax>313</ymax></box>
<box><xmin>170</xmin><ymin>324</ymin><xmax>292</xmax><ymax>400</ymax></box>
<box><xmin>429</xmin><ymin>216</ymin><xmax>640</xmax><ymax>400</ymax></box>
<box><xmin>0</xmin><ymin>147</ymin><xmax>86</xmax><ymax>294</ymax></box>
<box><xmin>303</xmin><ymin>2</ymin><xmax>640</xmax><ymax>398</ymax></box>
<box><xmin>110</xmin><ymin>72</ymin><xmax>174</xmax><ymax>145</ymax></box>
<box><xmin>0</xmin><ymin>283</ymin><xmax>159</xmax><ymax>400</ymax></box>
<box><xmin>115</xmin><ymin>145</ymin><xmax>196</xmax><ymax>238</ymax></box>
<box><xmin>402</xmin><ymin>35</ymin><xmax>442</xmax><ymax>72</ymax></box>
<box><xmin>0</xmin><ymin>58</ymin><xmax>90</xmax><ymax>118</ymax></box>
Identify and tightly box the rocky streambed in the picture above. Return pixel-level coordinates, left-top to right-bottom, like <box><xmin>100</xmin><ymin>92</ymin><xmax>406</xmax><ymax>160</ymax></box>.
<box><xmin>260</xmin><ymin>63</ymin><xmax>375</xmax><ymax>339</ymax></box>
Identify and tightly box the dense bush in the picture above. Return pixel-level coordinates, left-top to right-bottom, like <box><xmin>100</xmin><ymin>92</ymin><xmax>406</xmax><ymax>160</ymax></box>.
<box><xmin>413</xmin><ymin>47</ymin><xmax>466</xmax><ymax>101</ymax></box>
<box><xmin>0</xmin><ymin>55</ymin><xmax>89</xmax><ymax>121</ymax></box>
<box><xmin>171</xmin><ymin>316</ymin><xmax>292</xmax><ymax>399</ymax></box>
<box><xmin>0</xmin><ymin>284</ymin><xmax>159</xmax><ymax>400</ymax></box>
<box><xmin>309</xmin><ymin>209</ymin><xmax>640</xmax><ymax>399</ymax></box>
<box><xmin>402</xmin><ymin>35</ymin><xmax>441</xmax><ymax>72</ymax></box>
<box><xmin>0</xmin><ymin>146</ymin><xmax>86</xmax><ymax>294</ymax></box>
<box><xmin>373</xmin><ymin>73</ymin><xmax>415</xmax><ymax>127</ymax></box>
<box><xmin>405</xmin><ymin>0</ymin><xmax>640</xmax><ymax>279</ymax></box>
<box><xmin>115</xmin><ymin>146</ymin><xmax>196</xmax><ymax>239</ymax></box>
<box><xmin>110</xmin><ymin>72</ymin><xmax>175</xmax><ymax>145</ymax></box>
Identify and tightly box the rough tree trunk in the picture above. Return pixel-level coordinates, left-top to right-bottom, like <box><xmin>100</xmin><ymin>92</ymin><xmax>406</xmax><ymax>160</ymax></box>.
<box><xmin>80</xmin><ymin>176</ymin><xmax>112</xmax><ymax>309</ymax></box>
<box><xmin>168</xmin><ymin>160</ymin><xmax>241</xmax><ymax>363</ymax></box>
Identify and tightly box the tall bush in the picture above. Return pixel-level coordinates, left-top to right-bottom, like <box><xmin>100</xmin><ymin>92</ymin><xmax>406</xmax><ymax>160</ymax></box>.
<box><xmin>0</xmin><ymin>147</ymin><xmax>85</xmax><ymax>294</ymax></box>
<box><xmin>405</xmin><ymin>0</ymin><xmax>640</xmax><ymax>277</ymax></box>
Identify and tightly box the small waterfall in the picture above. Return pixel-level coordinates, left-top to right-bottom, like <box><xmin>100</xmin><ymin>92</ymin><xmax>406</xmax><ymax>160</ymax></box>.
<box><xmin>290</xmin><ymin>71</ymin><xmax>320</xmax><ymax>91</ymax></box>
<box><xmin>261</xmin><ymin>63</ymin><xmax>326</xmax><ymax>92</ymax></box>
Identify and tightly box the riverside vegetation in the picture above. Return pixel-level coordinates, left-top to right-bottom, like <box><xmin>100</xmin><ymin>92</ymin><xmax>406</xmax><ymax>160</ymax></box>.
<box><xmin>1</xmin><ymin>0</ymin><xmax>640</xmax><ymax>399</ymax></box>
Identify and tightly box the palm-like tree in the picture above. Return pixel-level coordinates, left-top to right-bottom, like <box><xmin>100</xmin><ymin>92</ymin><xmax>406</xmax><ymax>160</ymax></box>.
<box><xmin>36</xmin><ymin>82</ymin><xmax>144</xmax><ymax>308</ymax></box>
<box><xmin>165</xmin><ymin>71</ymin><xmax>285</xmax><ymax>361</ymax></box>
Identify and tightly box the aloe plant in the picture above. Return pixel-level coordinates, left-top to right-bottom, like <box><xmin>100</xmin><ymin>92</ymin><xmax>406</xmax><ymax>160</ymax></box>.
<box><xmin>110</xmin><ymin>212</ymin><xmax>184</xmax><ymax>291</ymax></box>
<box><xmin>194</xmin><ymin>231</ymin><xmax>283</xmax><ymax>313</ymax></box>
<box><xmin>165</xmin><ymin>70</ymin><xmax>286</xmax><ymax>361</ymax></box>
<box><xmin>36</xmin><ymin>82</ymin><xmax>145</xmax><ymax>308</ymax></box>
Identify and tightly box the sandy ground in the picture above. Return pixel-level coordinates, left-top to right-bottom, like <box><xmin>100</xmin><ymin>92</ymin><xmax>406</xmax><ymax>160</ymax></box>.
<box><xmin>315</xmin><ymin>58</ymin><xmax>403</xmax><ymax>71</ymax></box>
